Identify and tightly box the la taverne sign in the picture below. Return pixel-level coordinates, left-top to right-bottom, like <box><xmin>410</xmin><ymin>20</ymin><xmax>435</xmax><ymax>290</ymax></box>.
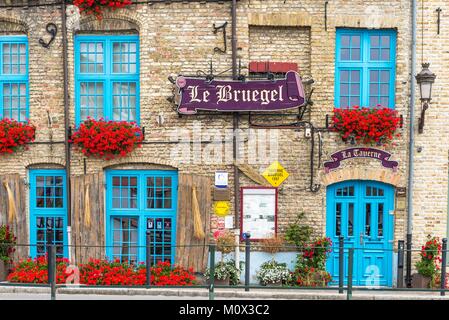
<box><xmin>324</xmin><ymin>147</ymin><xmax>399</xmax><ymax>173</ymax></box>
<box><xmin>175</xmin><ymin>71</ymin><xmax>306</xmax><ymax>114</ymax></box>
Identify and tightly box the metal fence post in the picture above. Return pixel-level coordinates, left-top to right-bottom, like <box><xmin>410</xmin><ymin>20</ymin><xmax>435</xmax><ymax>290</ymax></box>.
<box><xmin>338</xmin><ymin>235</ymin><xmax>344</xmax><ymax>294</ymax></box>
<box><xmin>146</xmin><ymin>231</ymin><xmax>152</xmax><ymax>288</ymax></box>
<box><xmin>50</xmin><ymin>245</ymin><xmax>57</xmax><ymax>300</ymax></box>
<box><xmin>441</xmin><ymin>238</ymin><xmax>447</xmax><ymax>296</ymax></box>
<box><xmin>209</xmin><ymin>244</ymin><xmax>216</xmax><ymax>301</ymax></box>
<box><xmin>397</xmin><ymin>240</ymin><xmax>405</xmax><ymax>288</ymax></box>
<box><xmin>347</xmin><ymin>248</ymin><xmax>354</xmax><ymax>300</ymax></box>
<box><xmin>244</xmin><ymin>233</ymin><xmax>251</xmax><ymax>292</ymax></box>
<box><xmin>46</xmin><ymin>227</ymin><xmax>55</xmax><ymax>300</ymax></box>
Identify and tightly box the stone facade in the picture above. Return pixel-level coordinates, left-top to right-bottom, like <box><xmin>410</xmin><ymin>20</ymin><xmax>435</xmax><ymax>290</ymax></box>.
<box><xmin>2</xmin><ymin>0</ymin><xmax>443</xmax><ymax>285</ymax></box>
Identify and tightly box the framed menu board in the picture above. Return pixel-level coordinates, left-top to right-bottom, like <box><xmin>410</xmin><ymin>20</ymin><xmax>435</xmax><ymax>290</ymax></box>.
<box><xmin>240</xmin><ymin>187</ymin><xmax>278</xmax><ymax>241</ymax></box>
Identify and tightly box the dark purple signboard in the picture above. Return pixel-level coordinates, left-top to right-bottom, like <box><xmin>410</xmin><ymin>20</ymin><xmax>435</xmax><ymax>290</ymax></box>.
<box><xmin>324</xmin><ymin>148</ymin><xmax>399</xmax><ymax>173</ymax></box>
<box><xmin>175</xmin><ymin>71</ymin><xmax>306</xmax><ymax>114</ymax></box>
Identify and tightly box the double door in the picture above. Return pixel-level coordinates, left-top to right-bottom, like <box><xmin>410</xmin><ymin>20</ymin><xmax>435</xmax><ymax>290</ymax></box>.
<box><xmin>326</xmin><ymin>181</ymin><xmax>394</xmax><ymax>287</ymax></box>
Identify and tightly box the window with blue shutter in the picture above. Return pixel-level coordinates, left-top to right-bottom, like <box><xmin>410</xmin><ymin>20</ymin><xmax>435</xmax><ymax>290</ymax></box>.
<box><xmin>335</xmin><ymin>29</ymin><xmax>396</xmax><ymax>108</ymax></box>
<box><xmin>0</xmin><ymin>36</ymin><xmax>29</xmax><ymax>122</ymax></box>
<box><xmin>29</xmin><ymin>169</ymin><xmax>68</xmax><ymax>258</ymax></box>
<box><xmin>106</xmin><ymin>170</ymin><xmax>178</xmax><ymax>265</ymax></box>
<box><xmin>74</xmin><ymin>35</ymin><xmax>140</xmax><ymax>126</ymax></box>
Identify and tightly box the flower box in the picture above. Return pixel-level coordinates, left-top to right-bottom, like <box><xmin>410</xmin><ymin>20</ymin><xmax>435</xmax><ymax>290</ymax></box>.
<box><xmin>411</xmin><ymin>273</ymin><xmax>431</xmax><ymax>289</ymax></box>
<box><xmin>70</xmin><ymin>118</ymin><xmax>144</xmax><ymax>160</ymax></box>
<box><xmin>0</xmin><ymin>261</ymin><xmax>8</xmax><ymax>282</ymax></box>
<box><xmin>73</xmin><ymin>0</ymin><xmax>133</xmax><ymax>19</ymax></box>
<box><xmin>332</xmin><ymin>106</ymin><xmax>401</xmax><ymax>145</ymax></box>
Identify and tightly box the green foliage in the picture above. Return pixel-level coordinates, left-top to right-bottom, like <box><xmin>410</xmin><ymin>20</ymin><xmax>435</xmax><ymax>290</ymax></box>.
<box><xmin>284</xmin><ymin>212</ymin><xmax>313</xmax><ymax>248</ymax></box>
<box><xmin>415</xmin><ymin>235</ymin><xmax>442</xmax><ymax>281</ymax></box>
<box><xmin>204</xmin><ymin>259</ymin><xmax>242</xmax><ymax>286</ymax></box>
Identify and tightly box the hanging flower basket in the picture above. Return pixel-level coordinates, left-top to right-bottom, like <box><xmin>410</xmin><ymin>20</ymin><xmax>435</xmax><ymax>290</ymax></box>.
<box><xmin>0</xmin><ymin>119</ymin><xmax>36</xmax><ymax>155</ymax></box>
<box><xmin>70</xmin><ymin>118</ymin><xmax>144</xmax><ymax>160</ymax></box>
<box><xmin>332</xmin><ymin>106</ymin><xmax>401</xmax><ymax>145</ymax></box>
<box><xmin>73</xmin><ymin>0</ymin><xmax>133</xmax><ymax>19</ymax></box>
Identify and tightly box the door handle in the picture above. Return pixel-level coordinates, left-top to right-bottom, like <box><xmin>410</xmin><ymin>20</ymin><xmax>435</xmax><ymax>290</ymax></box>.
<box><xmin>360</xmin><ymin>232</ymin><xmax>364</xmax><ymax>245</ymax></box>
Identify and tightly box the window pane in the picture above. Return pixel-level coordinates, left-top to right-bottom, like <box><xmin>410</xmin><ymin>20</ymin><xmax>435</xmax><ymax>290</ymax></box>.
<box><xmin>378</xmin><ymin>203</ymin><xmax>384</xmax><ymax>237</ymax></box>
<box><xmin>336</xmin><ymin>203</ymin><xmax>341</xmax><ymax>236</ymax></box>
<box><xmin>348</xmin><ymin>203</ymin><xmax>354</xmax><ymax>236</ymax></box>
<box><xmin>365</xmin><ymin>203</ymin><xmax>371</xmax><ymax>236</ymax></box>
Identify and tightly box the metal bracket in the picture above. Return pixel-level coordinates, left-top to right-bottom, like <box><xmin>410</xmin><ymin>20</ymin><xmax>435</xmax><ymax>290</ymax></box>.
<box><xmin>213</xmin><ymin>22</ymin><xmax>228</xmax><ymax>54</ymax></box>
<box><xmin>437</xmin><ymin>8</ymin><xmax>442</xmax><ymax>35</ymax></box>
<box><xmin>418</xmin><ymin>102</ymin><xmax>429</xmax><ymax>134</ymax></box>
<box><xmin>39</xmin><ymin>23</ymin><xmax>57</xmax><ymax>49</ymax></box>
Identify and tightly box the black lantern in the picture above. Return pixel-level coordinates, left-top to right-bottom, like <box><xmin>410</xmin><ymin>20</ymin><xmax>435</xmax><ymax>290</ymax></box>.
<box><xmin>415</xmin><ymin>63</ymin><xmax>436</xmax><ymax>133</ymax></box>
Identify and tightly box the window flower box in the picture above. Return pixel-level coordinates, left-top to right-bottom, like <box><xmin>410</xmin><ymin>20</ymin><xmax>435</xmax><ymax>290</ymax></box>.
<box><xmin>73</xmin><ymin>0</ymin><xmax>133</xmax><ymax>19</ymax></box>
<box><xmin>332</xmin><ymin>106</ymin><xmax>401</xmax><ymax>146</ymax></box>
<box><xmin>70</xmin><ymin>118</ymin><xmax>144</xmax><ymax>160</ymax></box>
<box><xmin>0</xmin><ymin>119</ymin><xmax>35</xmax><ymax>155</ymax></box>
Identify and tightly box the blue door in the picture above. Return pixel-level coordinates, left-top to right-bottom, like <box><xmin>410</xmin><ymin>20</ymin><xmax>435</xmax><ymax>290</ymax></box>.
<box><xmin>326</xmin><ymin>180</ymin><xmax>394</xmax><ymax>287</ymax></box>
<box><xmin>105</xmin><ymin>170</ymin><xmax>178</xmax><ymax>265</ymax></box>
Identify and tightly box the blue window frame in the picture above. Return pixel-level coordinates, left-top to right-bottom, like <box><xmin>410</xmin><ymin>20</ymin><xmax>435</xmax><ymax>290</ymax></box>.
<box><xmin>106</xmin><ymin>170</ymin><xmax>178</xmax><ymax>265</ymax></box>
<box><xmin>29</xmin><ymin>169</ymin><xmax>68</xmax><ymax>258</ymax></box>
<box><xmin>0</xmin><ymin>36</ymin><xmax>29</xmax><ymax>122</ymax></box>
<box><xmin>74</xmin><ymin>35</ymin><xmax>140</xmax><ymax>125</ymax></box>
<box><xmin>335</xmin><ymin>29</ymin><xmax>396</xmax><ymax>108</ymax></box>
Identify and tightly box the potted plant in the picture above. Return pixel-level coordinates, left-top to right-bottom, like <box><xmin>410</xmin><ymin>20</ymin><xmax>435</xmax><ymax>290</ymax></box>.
<box><xmin>204</xmin><ymin>231</ymin><xmax>240</xmax><ymax>286</ymax></box>
<box><xmin>412</xmin><ymin>235</ymin><xmax>442</xmax><ymax>288</ymax></box>
<box><xmin>204</xmin><ymin>260</ymin><xmax>241</xmax><ymax>286</ymax></box>
<box><xmin>256</xmin><ymin>260</ymin><xmax>290</xmax><ymax>286</ymax></box>
<box><xmin>0</xmin><ymin>225</ymin><xmax>17</xmax><ymax>281</ymax></box>
<box><xmin>291</xmin><ymin>236</ymin><xmax>333</xmax><ymax>287</ymax></box>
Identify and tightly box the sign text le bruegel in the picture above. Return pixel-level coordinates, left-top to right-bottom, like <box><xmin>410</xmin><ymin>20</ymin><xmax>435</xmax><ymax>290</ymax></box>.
<box><xmin>175</xmin><ymin>71</ymin><xmax>306</xmax><ymax>114</ymax></box>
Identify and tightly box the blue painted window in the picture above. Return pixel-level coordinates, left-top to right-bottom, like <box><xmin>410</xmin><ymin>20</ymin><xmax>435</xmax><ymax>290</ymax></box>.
<box><xmin>0</xmin><ymin>36</ymin><xmax>28</xmax><ymax>122</ymax></box>
<box><xmin>106</xmin><ymin>170</ymin><xmax>178</xmax><ymax>265</ymax></box>
<box><xmin>75</xmin><ymin>35</ymin><xmax>139</xmax><ymax>125</ymax></box>
<box><xmin>29</xmin><ymin>170</ymin><xmax>67</xmax><ymax>258</ymax></box>
<box><xmin>335</xmin><ymin>29</ymin><xmax>396</xmax><ymax>108</ymax></box>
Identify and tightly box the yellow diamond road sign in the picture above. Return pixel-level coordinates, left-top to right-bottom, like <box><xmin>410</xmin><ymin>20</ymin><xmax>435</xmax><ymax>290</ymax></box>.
<box><xmin>262</xmin><ymin>161</ymin><xmax>289</xmax><ymax>187</ymax></box>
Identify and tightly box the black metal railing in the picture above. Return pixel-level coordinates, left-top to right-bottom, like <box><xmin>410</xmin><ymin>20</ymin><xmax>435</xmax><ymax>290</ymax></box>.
<box><xmin>1</xmin><ymin>238</ymin><xmax>449</xmax><ymax>300</ymax></box>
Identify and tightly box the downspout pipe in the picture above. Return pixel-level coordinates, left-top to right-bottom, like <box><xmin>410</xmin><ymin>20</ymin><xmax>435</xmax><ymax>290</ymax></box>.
<box><xmin>61</xmin><ymin>0</ymin><xmax>72</xmax><ymax>261</ymax></box>
<box><xmin>231</xmin><ymin>0</ymin><xmax>240</xmax><ymax>269</ymax></box>
<box><xmin>406</xmin><ymin>0</ymin><xmax>417</xmax><ymax>288</ymax></box>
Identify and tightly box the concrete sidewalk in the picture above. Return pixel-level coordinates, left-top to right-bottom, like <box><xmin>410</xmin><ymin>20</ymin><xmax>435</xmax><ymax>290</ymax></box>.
<box><xmin>0</xmin><ymin>285</ymin><xmax>448</xmax><ymax>300</ymax></box>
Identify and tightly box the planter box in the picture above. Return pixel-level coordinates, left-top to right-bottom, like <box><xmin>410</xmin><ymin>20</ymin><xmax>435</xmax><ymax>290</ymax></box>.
<box><xmin>211</xmin><ymin>277</ymin><xmax>230</xmax><ymax>286</ymax></box>
<box><xmin>261</xmin><ymin>281</ymin><xmax>282</xmax><ymax>287</ymax></box>
<box><xmin>411</xmin><ymin>273</ymin><xmax>431</xmax><ymax>288</ymax></box>
<box><xmin>0</xmin><ymin>261</ymin><xmax>8</xmax><ymax>282</ymax></box>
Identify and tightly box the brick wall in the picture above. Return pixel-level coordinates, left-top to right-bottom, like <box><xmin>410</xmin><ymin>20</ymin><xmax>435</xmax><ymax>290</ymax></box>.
<box><xmin>0</xmin><ymin>1</ymin><xmax>418</xmax><ymax>255</ymax></box>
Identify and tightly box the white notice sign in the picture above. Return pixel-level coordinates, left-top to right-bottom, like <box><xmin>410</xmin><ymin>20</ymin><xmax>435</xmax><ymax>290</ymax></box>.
<box><xmin>241</xmin><ymin>187</ymin><xmax>277</xmax><ymax>240</ymax></box>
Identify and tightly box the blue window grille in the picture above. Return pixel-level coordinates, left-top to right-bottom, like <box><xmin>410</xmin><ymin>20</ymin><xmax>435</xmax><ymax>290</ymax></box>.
<box><xmin>29</xmin><ymin>169</ymin><xmax>68</xmax><ymax>258</ymax></box>
<box><xmin>106</xmin><ymin>170</ymin><xmax>178</xmax><ymax>265</ymax></box>
<box><xmin>75</xmin><ymin>35</ymin><xmax>140</xmax><ymax>125</ymax></box>
<box><xmin>335</xmin><ymin>29</ymin><xmax>396</xmax><ymax>108</ymax></box>
<box><xmin>0</xmin><ymin>36</ymin><xmax>29</xmax><ymax>122</ymax></box>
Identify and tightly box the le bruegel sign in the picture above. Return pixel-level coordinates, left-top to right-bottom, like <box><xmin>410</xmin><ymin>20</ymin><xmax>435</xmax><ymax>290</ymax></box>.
<box><xmin>324</xmin><ymin>148</ymin><xmax>399</xmax><ymax>173</ymax></box>
<box><xmin>175</xmin><ymin>71</ymin><xmax>306</xmax><ymax>114</ymax></box>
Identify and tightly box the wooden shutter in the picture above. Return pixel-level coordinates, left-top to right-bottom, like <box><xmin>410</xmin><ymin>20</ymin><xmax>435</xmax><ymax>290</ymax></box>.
<box><xmin>71</xmin><ymin>173</ymin><xmax>105</xmax><ymax>264</ymax></box>
<box><xmin>176</xmin><ymin>173</ymin><xmax>211</xmax><ymax>272</ymax></box>
<box><xmin>0</xmin><ymin>174</ymin><xmax>27</xmax><ymax>261</ymax></box>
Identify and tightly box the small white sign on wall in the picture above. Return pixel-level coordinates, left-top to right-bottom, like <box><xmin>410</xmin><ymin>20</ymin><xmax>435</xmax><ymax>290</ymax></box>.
<box><xmin>215</xmin><ymin>171</ymin><xmax>228</xmax><ymax>188</ymax></box>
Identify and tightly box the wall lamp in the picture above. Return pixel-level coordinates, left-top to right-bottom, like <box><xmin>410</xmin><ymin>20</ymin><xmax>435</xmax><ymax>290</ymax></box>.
<box><xmin>415</xmin><ymin>63</ymin><xmax>436</xmax><ymax>134</ymax></box>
